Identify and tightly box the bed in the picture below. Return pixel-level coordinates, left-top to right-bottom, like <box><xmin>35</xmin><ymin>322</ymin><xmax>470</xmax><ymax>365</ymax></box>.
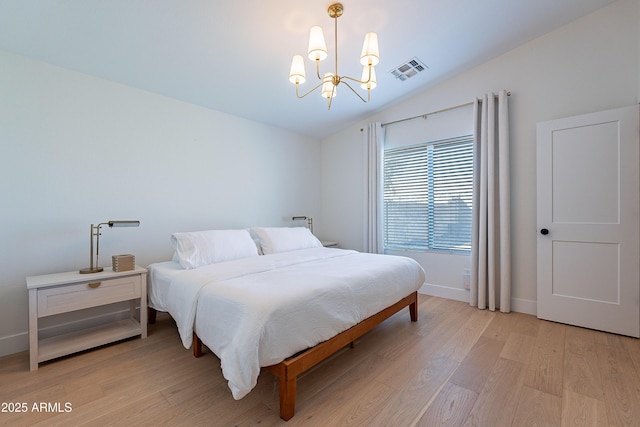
<box><xmin>147</xmin><ymin>227</ymin><xmax>425</xmax><ymax>420</ymax></box>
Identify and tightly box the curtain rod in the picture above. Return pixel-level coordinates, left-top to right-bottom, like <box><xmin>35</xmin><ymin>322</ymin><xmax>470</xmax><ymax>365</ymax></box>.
<box><xmin>381</xmin><ymin>91</ymin><xmax>510</xmax><ymax>128</ymax></box>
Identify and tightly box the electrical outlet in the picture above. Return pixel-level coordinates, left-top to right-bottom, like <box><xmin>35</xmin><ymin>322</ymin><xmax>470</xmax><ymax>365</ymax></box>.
<box><xmin>463</xmin><ymin>268</ymin><xmax>471</xmax><ymax>290</ymax></box>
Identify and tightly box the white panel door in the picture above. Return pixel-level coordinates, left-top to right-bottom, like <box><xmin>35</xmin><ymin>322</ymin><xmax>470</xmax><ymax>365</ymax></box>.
<box><xmin>537</xmin><ymin>105</ymin><xmax>639</xmax><ymax>337</ymax></box>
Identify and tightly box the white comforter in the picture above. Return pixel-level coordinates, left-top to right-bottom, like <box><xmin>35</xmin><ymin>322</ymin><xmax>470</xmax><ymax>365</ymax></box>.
<box><xmin>162</xmin><ymin>247</ymin><xmax>425</xmax><ymax>400</ymax></box>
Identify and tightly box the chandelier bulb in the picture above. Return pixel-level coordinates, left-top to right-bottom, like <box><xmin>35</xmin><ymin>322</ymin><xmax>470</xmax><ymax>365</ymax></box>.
<box><xmin>360</xmin><ymin>32</ymin><xmax>380</xmax><ymax>66</ymax></box>
<box><xmin>289</xmin><ymin>55</ymin><xmax>306</xmax><ymax>84</ymax></box>
<box><xmin>361</xmin><ymin>66</ymin><xmax>377</xmax><ymax>90</ymax></box>
<box><xmin>307</xmin><ymin>26</ymin><xmax>328</xmax><ymax>61</ymax></box>
<box><xmin>321</xmin><ymin>73</ymin><xmax>337</xmax><ymax>99</ymax></box>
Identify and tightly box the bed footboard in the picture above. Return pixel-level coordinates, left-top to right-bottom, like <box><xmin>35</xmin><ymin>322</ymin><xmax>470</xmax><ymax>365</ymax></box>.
<box><xmin>265</xmin><ymin>291</ymin><xmax>418</xmax><ymax>421</ymax></box>
<box><xmin>189</xmin><ymin>291</ymin><xmax>418</xmax><ymax>420</ymax></box>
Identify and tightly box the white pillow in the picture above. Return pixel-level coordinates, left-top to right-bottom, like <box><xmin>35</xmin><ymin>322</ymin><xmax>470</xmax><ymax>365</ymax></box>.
<box><xmin>171</xmin><ymin>229</ymin><xmax>259</xmax><ymax>269</ymax></box>
<box><xmin>251</xmin><ymin>227</ymin><xmax>322</xmax><ymax>255</ymax></box>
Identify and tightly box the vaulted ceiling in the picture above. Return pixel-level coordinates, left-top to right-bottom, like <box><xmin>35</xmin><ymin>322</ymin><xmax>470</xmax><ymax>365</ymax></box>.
<box><xmin>0</xmin><ymin>0</ymin><xmax>616</xmax><ymax>138</ymax></box>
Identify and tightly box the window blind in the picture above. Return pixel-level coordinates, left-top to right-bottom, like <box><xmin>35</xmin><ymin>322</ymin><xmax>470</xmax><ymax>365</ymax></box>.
<box><xmin>383</xmin><ymin>136</ymin><xmax>473</xmax><ymax>252</ymax></box>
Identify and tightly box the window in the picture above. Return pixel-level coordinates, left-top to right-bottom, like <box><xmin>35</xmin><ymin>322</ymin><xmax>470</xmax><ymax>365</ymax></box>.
<box><xmin>383</xmin><ymin>135</ymin><xmax>473</xmax><ymax>252</ymax></box>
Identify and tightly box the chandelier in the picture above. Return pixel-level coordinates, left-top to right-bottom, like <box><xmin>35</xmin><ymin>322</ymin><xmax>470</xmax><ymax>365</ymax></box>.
<box><xmin>288</xmin><ymin>3</ymin><xmax>380</xmax><ymax>110</ymax></box>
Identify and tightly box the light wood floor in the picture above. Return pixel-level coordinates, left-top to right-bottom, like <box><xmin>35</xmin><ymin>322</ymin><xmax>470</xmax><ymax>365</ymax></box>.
<box><xmin>2</xmin><ymin>295</ymin><xmax>639</xmax><ymax>426</ymax></box>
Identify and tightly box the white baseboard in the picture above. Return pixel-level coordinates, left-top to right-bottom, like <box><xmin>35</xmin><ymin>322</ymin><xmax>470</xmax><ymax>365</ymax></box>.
<box><xmin>419</xmin><ymin>283</ymin><xmax>469</xmax><ymax>303</ymax></box>
<box><xmin>419</xmin><ymin>283</ymin><xmax>537</xmax><ymax>316</ymax></box>
<box><xmin>0</xmin><ymin>307</ymin><xmax>138</xmax><ymax>358</ymax></box>
<box><xmin>0</xmin><ymin>332</ymin><xmax>29</xmax><ymax>358</ymax></box>
<box><xmin>510</xmin><ymin>298</ymin><xmax>537</xmax><ymax>316</ymax></box>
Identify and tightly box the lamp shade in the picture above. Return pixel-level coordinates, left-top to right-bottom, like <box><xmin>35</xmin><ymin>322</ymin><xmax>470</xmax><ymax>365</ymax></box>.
<box><xmin>360</xmin><ymin>65</ymin><xmax>377</xmax><ymax>90</ymax></box>
<box><xmin>307</xmin><ymin>26</ymin><xmax>328</xmax><ymax>61</ymax></box>
<box><xmin>360</xmin><ymin>32</ymin><xmax>380</xmax><ymax>66</ymax></box>
<box><xmin>289</xmin><ymin>55</ymin><xmax>306</xmax><ymax>84</ymax></box>
<box><xmin>321</xmin><ymin>73</ymin><xmax>336</xmax><ymax>98</ymax></box>
<box><xmin>108</xmin><ymin>220</ymin><xmax>140</xmax><ymax>227</ymax></box>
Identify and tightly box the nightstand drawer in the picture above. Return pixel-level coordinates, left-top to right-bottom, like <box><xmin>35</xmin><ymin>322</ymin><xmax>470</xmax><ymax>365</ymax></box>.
<box><xmin>37</xmin><ymin>275</ymin><xmax>142</xmax><ymax>317</ymax></box>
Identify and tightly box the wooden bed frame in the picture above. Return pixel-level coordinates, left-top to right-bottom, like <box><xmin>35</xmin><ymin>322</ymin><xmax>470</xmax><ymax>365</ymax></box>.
<box><xmin>184</xmin><ymin>291</ymin><xmax>418</xmax><ymax>421</ymax></box>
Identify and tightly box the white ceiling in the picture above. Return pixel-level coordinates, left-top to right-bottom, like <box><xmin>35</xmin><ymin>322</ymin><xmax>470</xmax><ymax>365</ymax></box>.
<box><xmin>0</xmin><ymin>0</ymin><xmax>616</xmax><ymax>139</ymax></box>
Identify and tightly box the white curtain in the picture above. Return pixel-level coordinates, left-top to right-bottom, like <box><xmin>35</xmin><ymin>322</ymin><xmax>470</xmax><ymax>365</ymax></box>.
<box><xmin>470</xmin><ymin>90</ymin><xmax>511</xmax><ymax>312</ymax></box>
<box><xmin>364</xmin><ymin>122</ymin><xmax>384</xmax><ymax>254</ymax></box>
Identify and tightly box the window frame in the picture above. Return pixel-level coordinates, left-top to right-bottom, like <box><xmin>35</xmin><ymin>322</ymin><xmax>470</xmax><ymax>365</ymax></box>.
<box><xmin>383</xmin><ymin>134</ymin><xmax>474</xmax><ymax>254</ymax></box>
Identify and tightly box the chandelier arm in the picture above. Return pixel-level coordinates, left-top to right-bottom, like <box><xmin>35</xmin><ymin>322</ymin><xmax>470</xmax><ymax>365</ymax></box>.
<box><xmin>327</xmin><ymin>84</ymin><xmax>337</xmax><ymax>110</ymax></box>
<box><xmin>295</xmin><ymin>80</ymin><xmax>327</xmax><ymax>99</ymax></box>
<box><xmin>315</xmin><ymin>59</ymin><xmax>323</xmax><ymax>81</ymax></box>
<box><xmin>342</xmin><ymin>73</ymin><xmax>371</xmax><ymax>85</ymax></box>
<box><xmin>341</xmin><ymin>80</ymin><xmax>369</xmax><ymax>103</ymax></box>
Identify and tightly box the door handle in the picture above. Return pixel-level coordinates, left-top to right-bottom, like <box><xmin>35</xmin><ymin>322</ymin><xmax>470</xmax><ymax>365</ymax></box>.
<box><xmin>540</xmin><ymin>228</ymin><xmax>549</xmax><ymax>236</ymax></box>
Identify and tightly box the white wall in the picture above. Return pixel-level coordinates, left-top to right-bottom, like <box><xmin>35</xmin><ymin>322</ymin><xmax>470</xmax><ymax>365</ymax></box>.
<box><xmin>0</xmin><ymin>50</ymin><xmax>321</xmax><ymax>356</ymax></box>
<box><xmin>321</xmin><ymin>0</ymin><xmax>639</xmax><ymax>313</ymax></box>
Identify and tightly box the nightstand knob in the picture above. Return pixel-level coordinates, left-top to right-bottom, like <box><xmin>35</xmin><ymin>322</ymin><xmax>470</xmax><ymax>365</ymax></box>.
<box><xmin>88</xmin><ymin>282</ymin><xmax>101</xmax><ymax>289</ymax></box>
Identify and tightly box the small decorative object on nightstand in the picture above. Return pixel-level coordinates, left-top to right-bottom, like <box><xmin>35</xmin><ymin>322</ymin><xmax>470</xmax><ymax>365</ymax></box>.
<box><xmin>321</xmin><ymin>240</ymin><xmax>338</xmax><ymax>248</ymax></box>
<box><xmin>27</xmin><ymin>266</ymin><xmax>147</xmax><ymax>371</ymax></box>
<box><xmin>112</xmin><ymin>254</ymin><xmax>135</xmax><ymax>272</ymax></box>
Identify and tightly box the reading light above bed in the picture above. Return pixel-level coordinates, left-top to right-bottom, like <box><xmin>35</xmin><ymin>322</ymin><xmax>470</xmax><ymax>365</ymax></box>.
<box><xmin>292</xmin><ymin>216</ymin><xmax>313</xmax><ymax>233</ymax></box>
<box><xmin>79</xmin><ymin>220</ymin><xmax>140</xmax><ymax>274</ymax></box>
<box><xmin>288</xmin><ymin>3</ymin><xmax>379</xmax><ymax>110</ymax></box>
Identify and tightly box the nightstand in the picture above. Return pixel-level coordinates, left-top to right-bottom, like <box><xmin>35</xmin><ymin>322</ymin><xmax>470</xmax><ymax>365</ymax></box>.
<box><xmin>321</xmin><ymin>240</ymin><xmax>339</xmax><ymax>248</ymax></box>
<box><xmin>26</xmin><ymin>266</ymin><xmax>147</xmax><ymax>371</ymax></box>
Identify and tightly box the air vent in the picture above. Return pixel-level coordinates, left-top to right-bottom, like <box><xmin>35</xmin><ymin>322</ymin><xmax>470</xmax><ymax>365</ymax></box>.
<box><xmin>390</xmin><ymin>57</ymin><xmax>428</xmax><ymax>81</ymax></box>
